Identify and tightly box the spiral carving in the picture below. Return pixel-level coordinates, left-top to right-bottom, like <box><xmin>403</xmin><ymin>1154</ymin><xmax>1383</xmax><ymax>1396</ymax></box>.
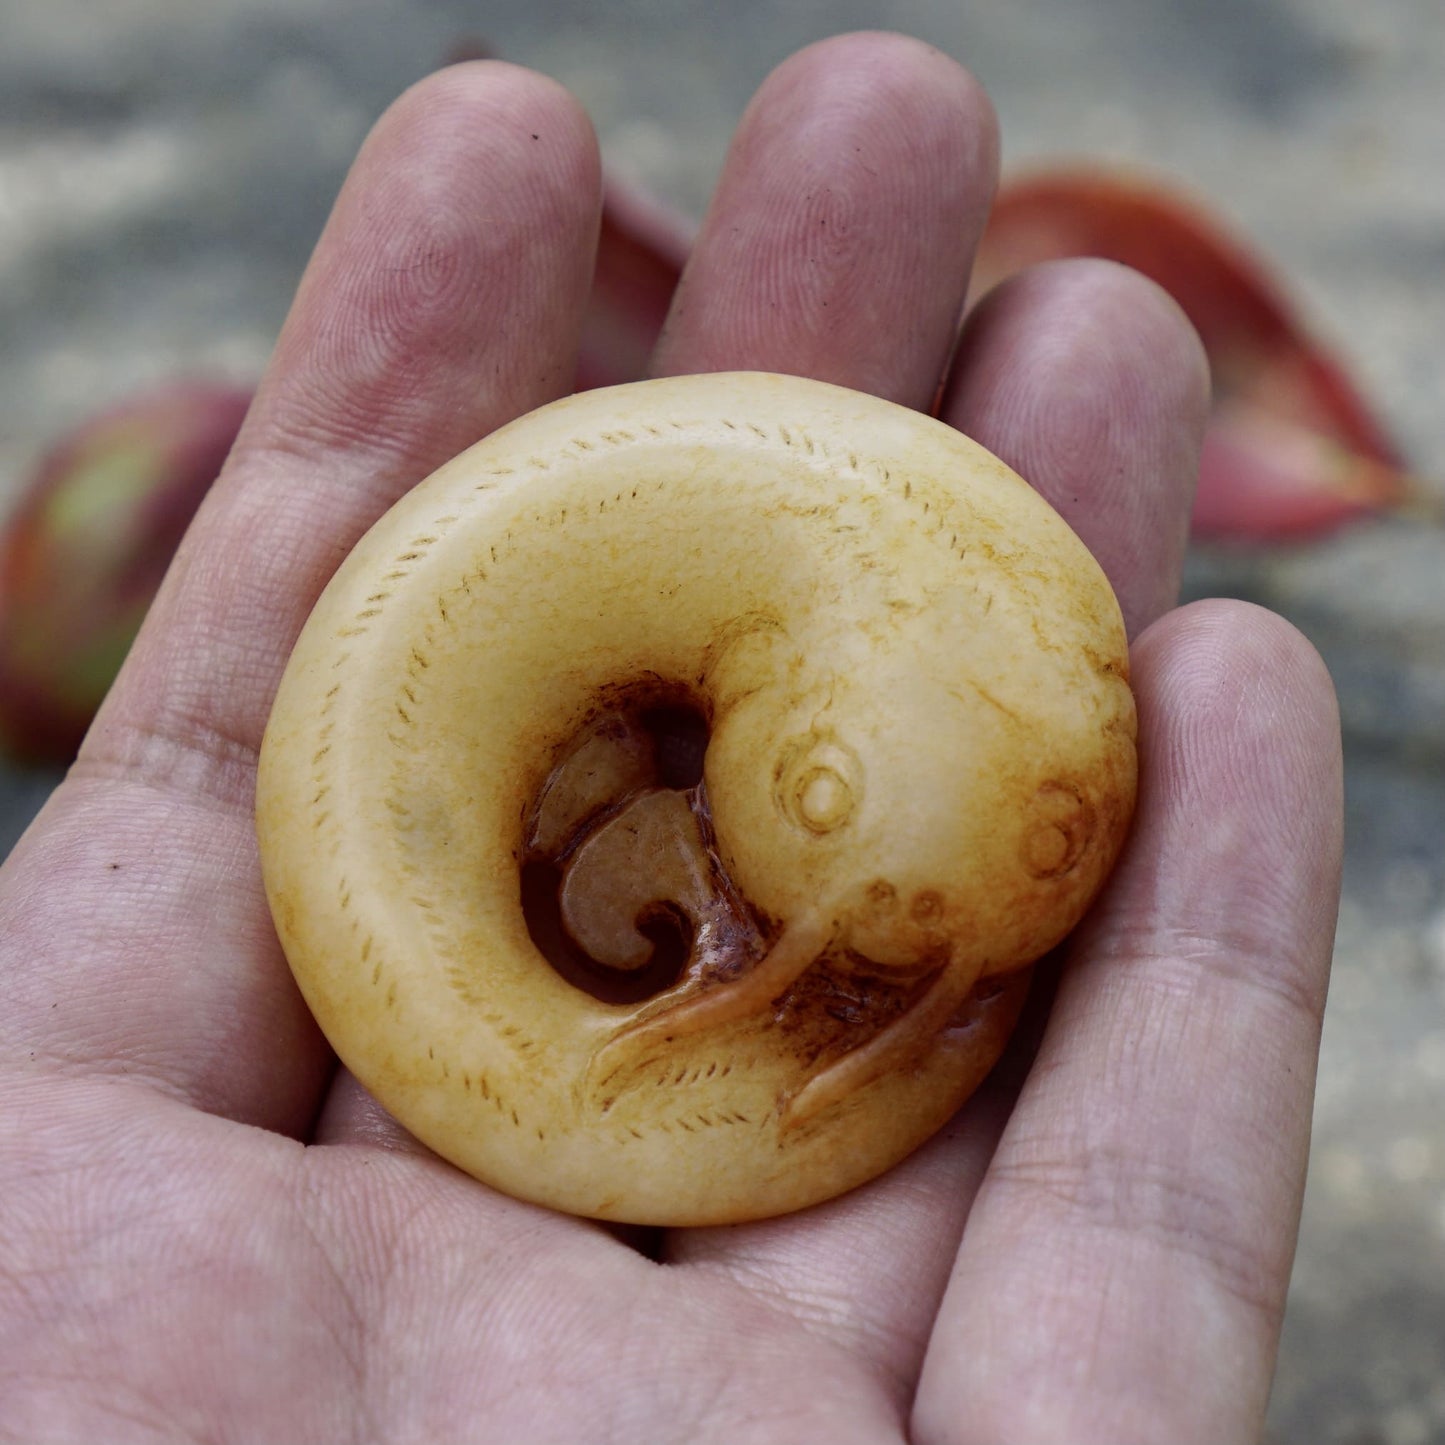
<box><xmin>256</xmin><ymin>372</ymin><xmax>1137</xmax><ymax>1225</ymax></box>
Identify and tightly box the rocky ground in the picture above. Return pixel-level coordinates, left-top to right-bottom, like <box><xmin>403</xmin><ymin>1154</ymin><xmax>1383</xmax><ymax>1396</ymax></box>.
<box><xmin>3</xmin><ymin>2</ymin><xmax>1443</xmax><ymax>1440</ymax></box>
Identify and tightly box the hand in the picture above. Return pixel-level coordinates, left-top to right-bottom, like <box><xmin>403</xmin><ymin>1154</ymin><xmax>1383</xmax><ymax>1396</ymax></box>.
<box><xmin>0</xmin><ymin>33</ymin><xmax>1341</xmax><ymax>1444</ymax></box>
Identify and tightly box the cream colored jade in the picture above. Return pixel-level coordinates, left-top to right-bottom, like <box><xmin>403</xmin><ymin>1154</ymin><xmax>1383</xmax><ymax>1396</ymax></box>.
<box><xmin>256</xmin><ymin>372</ymin><xmax>1137</xmax><ymax>1226</ymax></box>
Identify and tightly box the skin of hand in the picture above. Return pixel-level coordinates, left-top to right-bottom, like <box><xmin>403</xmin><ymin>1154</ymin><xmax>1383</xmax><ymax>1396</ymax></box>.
<box><xmin>0</xmin><ymin>32</ymin><xmax>1342</xmax><ymax>1445</ymax></box>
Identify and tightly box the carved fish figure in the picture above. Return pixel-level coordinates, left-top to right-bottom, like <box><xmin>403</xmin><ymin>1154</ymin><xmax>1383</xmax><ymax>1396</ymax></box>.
<box><xmin>256</xmin><ymin>372</ymin><xmax>1136</xmax><ymax>1225</ymax></box>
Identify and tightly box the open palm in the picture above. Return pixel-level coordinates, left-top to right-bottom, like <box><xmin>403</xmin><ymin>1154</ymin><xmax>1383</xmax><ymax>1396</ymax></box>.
<box><xmin>1</xmin><ymin>34</ymin><xmax>1341</xmax><ymax>1445</ymax></box>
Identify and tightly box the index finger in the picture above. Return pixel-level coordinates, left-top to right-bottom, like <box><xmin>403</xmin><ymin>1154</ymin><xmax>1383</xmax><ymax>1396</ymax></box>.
<box><xmin>0</xmin><ymin>63</ymin><xmax>603</xmax><ymax>1131</ymax></box>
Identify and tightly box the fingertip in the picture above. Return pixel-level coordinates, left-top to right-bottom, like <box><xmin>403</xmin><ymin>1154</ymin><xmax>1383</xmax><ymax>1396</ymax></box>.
<box><xmin>962</xmin><ymin>256</ymin><xmax>1211</xmax><ymax>410</ymax></box>
<box><xmin>237</xmin><ymin>57</ymin><xmax>603</xmax><ymax>491</ymax></box>
<box><xmin>378</xmin><ymin>58</ymin><xmax>602</xmax><ymax>189</ymax></box>
<box><xmin>652</xmin><ymin>31</ymin><xmax>998</xmax><ymax>401</ymax></box>
<box><xmin>1134</xmin><ymin>596</ymin><xmax>1337</xmax><ymax>711</ymax></box>
<box><xmin>1132</xmin><ymin>597</ymin><xmax>1343</xmax><ymax>826</ymax></box>
<box><xmin>736</xmin><ymin>28</ymin><xmax>1000</xmax><ymax>237</ymax></box>
<box><xmin>946</xmin><ymin>257</ymin><xmax>1210</xmax><ymax>637</ymax></box>
<box><xmin>1118</xmin><ymin>598</ymin><xmax>1343</xmax><ymax>1022</ymax></box>
<box><xmin>759</xmin><ymin>29</ymin><xmax>999</xmax><ymax>164</ymax></box>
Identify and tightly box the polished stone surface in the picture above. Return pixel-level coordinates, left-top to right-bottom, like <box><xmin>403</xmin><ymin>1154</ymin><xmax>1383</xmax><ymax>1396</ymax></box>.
<box><xmin>3</xmin><ymin>3</ymin><xmax>1443</xmax><ymax>1439</ymax></box>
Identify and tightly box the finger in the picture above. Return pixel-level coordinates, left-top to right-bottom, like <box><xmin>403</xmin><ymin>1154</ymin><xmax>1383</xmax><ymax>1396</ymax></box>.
<box><xmin>667</xmin><ymin>233</ymin><xmax>1207</xmax><ymax>1400</ymax></box>
<box><xmin>656</xmin><ymin>31</ymin><xmax>1184</xmax><ymax>1398</ymax></box>
<box><xmin>650</xmin><ymin>30</ymin><xmax>998</xmax><ymax>406</ymax></box>
<box><xmin>912</xmin><ymin>600</ymin><xmax>1342</xmax><ymax>1445</ymax></box>
<box><xmin>944</xmin><ymin>258</ymin><xmax>1208</xmax><ymax>638</ymax></box>
<box><xmin>1</xmin><ymin>63</ymin><xmax>602</xmax><ymax>1133</ymax></box>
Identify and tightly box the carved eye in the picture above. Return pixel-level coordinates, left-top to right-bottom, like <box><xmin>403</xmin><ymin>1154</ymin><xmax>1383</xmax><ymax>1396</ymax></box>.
<box><xmin>775</xmin><ymin>737</ymin><xmax>863</xmax><ymax>835</ymax></box>
<box><xmin>1023</xmin><ymin>781</ymin><xmax>1093</xmax><ymax>879</ymax></box>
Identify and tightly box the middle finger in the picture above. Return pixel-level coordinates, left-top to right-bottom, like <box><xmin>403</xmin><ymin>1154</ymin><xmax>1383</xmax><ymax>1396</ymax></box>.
<box><xmin>659</xmin><ymin>31</ymin><xmax>1206</xmax><ymax>1401</ymax></box>
<box><xmin>652</xmin><ymin>26</ymin><xmax>999</xmax><ymax>1372</ymax></box>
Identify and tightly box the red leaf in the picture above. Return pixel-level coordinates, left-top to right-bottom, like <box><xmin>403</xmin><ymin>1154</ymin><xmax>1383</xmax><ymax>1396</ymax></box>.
<box><xmin>975</xmin><ymin>168</ymin><xmax>1408</xmax><ymax>540</ymax></box>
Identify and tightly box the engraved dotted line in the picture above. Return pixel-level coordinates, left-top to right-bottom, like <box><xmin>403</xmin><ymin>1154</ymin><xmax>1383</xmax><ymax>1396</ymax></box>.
<box><xmin>421</xmin><ymin>1041</ymin><xmax>534</xmax><ymax>1137</ymax></box>
<box><xmin>295</xmin><ymin>520</ymin><xmax>536</xmax><ymax>1130</ymax></box>
<box><xmin>595</xmin><ymin>1048</ymin><xmax>776</xmax><ymax>1143</ymax></box>
<box><xmin>340</xmin><ymin>419</ymin><xmax>997</xmax><ymax>658</ymax></box>
<box><xmin>301</xmin><ymin>516</ymin><xmax>518</xmax><ymax>1124</ymax></box>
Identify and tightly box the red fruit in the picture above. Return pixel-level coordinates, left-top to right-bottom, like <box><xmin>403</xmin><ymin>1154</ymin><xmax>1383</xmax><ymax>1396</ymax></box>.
<box><xmin>0</xmin><ymin>382</ymin><xmax>252</xmax><ymax>765</ymax></box>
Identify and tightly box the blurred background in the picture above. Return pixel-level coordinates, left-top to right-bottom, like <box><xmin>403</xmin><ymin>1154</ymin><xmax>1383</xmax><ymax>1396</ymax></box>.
<box><xmin>2</xmin><ymin>1</ymin><xmax>1442</xmax><ymax>1439</ymax></box>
